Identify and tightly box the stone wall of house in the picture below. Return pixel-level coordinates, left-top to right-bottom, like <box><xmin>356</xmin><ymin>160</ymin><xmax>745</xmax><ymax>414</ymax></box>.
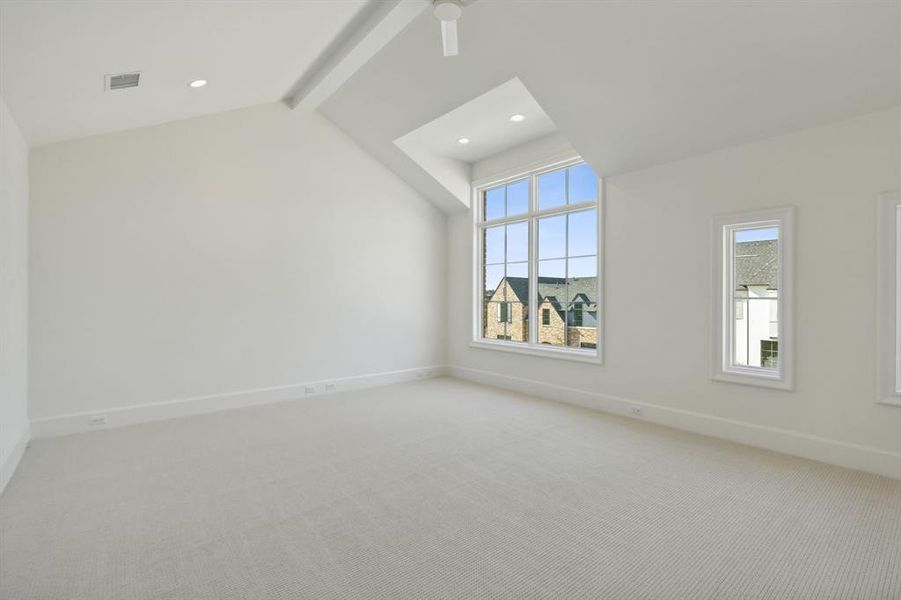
<box><xmin>538</xmin><ymin>302</ymin><xmax>566</xmax><ymax>345</ymax></box>
<box><xmin>484</xmin><ymin>280</ymin><xmax>528</xmax><ymax>341</ymax></box>
<box><xmin>538</xmin><ymin>301</ymin><xmax>598</xmax><ymax>348</ymax></box>
<box><xmin>484</xmin><ymin>284</ymin><xmax>598</xmax><ymax>348</ymax></box>
<box><xmin>484</xmin><ymin>300</ymin><xmax>528</xmax><ymax>341</ymax></box>
<box><xmin>567</xmin><ymin>326</ymin><xmax>598</xmax><ymax>348</ymax></box>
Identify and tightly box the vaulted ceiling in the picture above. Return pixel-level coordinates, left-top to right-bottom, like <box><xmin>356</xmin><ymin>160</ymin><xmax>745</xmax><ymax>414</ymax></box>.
<box><xmin>0</xmin><ymin>0</ymin><xmax>367</xmax><ymax>145</ymax></box>
<box><xmin>320</xmin><ymin>1</ymin><xmax>901</xmax><ymax>213</ymax></box>
<box><xmin>2</xmin><ymin>0</ymin><xmax>898</xmax><ymax>216</ymax></box>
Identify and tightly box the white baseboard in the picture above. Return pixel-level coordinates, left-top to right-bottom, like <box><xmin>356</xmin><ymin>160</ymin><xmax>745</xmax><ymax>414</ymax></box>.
<box><xmin>447</xmin><ymin>365</ymin><xmax>901</xmax><ymax>481</ymax></box>
<box><xmin>1</xmin><ymin>423</ymin><xmax>31</xmax><ymax>495</ymax></box>
<box><xmin>28</xmin><ymin>364</ymin><xmax>900</xmax><ymax>480</ymax></box>
<box><xmin>31</xmin><ymin>366</ymin><xmax>447</xmax><ymax>439</ymax></box>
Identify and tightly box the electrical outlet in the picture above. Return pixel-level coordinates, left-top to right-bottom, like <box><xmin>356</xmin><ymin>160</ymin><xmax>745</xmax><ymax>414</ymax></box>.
<box><xmin>629</xmin><ymin>406</ymin><xmax>643</xmax><ymax>417</ymax></box>
<box><xmin>304</xmin><ymin>385</ymin><xmax>316</xmax><ymax>394</ymax></box>
<box><xmin>325</xmin><ymin>383</ymin><xmax>337</xmax><ymax>391</ymax></box>
<box><xmin>87</xmin><ymin>415</ymin><xmax>108</xmax><ymax>426</ymax></box>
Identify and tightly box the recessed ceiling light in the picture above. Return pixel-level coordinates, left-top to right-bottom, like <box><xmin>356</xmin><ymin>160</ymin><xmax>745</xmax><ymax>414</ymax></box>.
<box><xmin>457</xmin><ymin>137</ymin><xmax>471</xmax><ymax>145</ymax></box>
<box><xmin>509</xmin><ymin>114</ymin><xmax>526</xmax><ymax>122</ymax></box>
<box><xmin>188</xmin><ymin>79</ymin><xmax>207</xmax><ymax>88</ymax></box>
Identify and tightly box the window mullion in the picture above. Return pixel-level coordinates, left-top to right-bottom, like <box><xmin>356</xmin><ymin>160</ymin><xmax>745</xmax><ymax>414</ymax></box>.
<box><xmin>503</xmin><ymin>222</ymin><xmax>508</xmax><ymax>340</ymax></box>
<box><xmin>564</xmin><ymin>166</ymin><xmax>571</xmax><ymax>350</ymax></box>
<box><xmin>528</xmin><ymin>173</ymin><xmax>538</xmax><ymax>346</ymax></box>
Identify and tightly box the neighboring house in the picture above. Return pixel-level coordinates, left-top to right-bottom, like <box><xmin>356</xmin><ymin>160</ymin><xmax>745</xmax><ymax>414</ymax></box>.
<box><xmin>734</xmin><ymin>239</ymin><xmax>779</xmax><ymax>368</ymax></box>
<box><xmin>484</xmin><ymin>276</ymin><xmax>598</xmax><ymax>349</ymax></box>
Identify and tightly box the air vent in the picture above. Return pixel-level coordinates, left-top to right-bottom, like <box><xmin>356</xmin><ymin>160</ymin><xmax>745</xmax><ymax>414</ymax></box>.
<box><xmin>105</xmin><ymin>72</ymin><xmax>140</xmax><ymax>91</ymax></box>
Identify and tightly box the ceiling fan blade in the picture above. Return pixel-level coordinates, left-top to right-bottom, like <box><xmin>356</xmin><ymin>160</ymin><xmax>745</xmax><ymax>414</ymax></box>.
<box><xmin>441</xmin><ymin>19</ymin><xmax>459</xmax><ymax>57</ymax></box>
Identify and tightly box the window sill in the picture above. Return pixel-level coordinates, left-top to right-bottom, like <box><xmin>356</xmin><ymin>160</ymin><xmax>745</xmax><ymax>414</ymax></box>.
<box><xmin>711</xmin><ymin>368</ymin><xmax>793</xmax><ymax>391</ymax></box>
<box><xmin>469</xmin><ymin>339</ymin><xmax>603</xmax><ymax>364</ymax></box>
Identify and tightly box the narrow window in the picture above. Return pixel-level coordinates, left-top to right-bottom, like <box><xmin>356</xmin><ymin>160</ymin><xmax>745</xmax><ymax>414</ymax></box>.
<box><xmin>760</xmin><ymin>340</ymin><xmax>778</xmax><ymax>369</ymax></box>
<box><xmin>497</xmin><ymin>302</ymin><xmax>512</xmax><ymax>323</ymax></box>
<box><xmin>571</xmin><ymin>302</ymin><xmax>583</xmax><ymax>327</ymax></box>
<box><xmin>475</xmin><ymin>159</ymin><xmax>602</xmax><ymax>362</ymax></box>
<box><xmin>877</xmin><ymin>192</ymin><xmax>901</xmax><ymax>405</ymax></box>
<box><xmin>712</xmin><ymin>208</ymin><xmax>794</xmax><ymax>389</ymax></box>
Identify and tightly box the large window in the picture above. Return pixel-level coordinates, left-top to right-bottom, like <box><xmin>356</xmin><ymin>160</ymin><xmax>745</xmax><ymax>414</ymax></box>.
<box><xmin>712</xmin><ymin>208</ymin><xmax>794</xmax><ymax>389</ymax></box>
<box><xmin>877</xmin><ymin>192</ymin><xmax>901</xmax><ymax>406</ymax></box>
<box><xmin>474</xmin><ymin>159</ymin><xmax>601</xmax><ymax>362</ymax></box>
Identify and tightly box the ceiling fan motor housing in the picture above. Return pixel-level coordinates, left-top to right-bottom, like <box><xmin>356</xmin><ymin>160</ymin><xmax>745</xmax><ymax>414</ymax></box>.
<box><xmin>433</xmin><ymin>0</ymin><xmax>462</xmax><ymax>22</ymax></box>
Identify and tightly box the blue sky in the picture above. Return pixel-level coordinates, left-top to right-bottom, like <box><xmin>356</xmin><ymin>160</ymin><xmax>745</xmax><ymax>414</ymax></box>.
<box><xmin>483</xmin><ymin>163</ymin><xmax>599</xmax><ymax>291</ymax></box>
<box><xmin>484</xmin><ymin>163</ymin><xmax>598</xmax><ymax>220</ymax></box>
<box><xmin>484</xmin><ymin>208</ymin><xmax>597</xmax><ymax>289</ymax></box>
<box><xmin>736</xmin><ymin>226</ymin><xmax>778</xmax><ymax>242</ymax></box>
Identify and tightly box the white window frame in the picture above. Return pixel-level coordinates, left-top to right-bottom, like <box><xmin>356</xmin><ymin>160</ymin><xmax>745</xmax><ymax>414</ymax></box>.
<box><xmin>471</xmin><ymin>156</ymin><xmax>604</xmax><ymax>364</ymax></box>
<box><xmin>877</xmin><ymin>192</ymin><xmax>901</xmax><ymax>407</ymax></box>
<box><xmin>711</xmin><ymin>207</ymin><xmax>794</xmax><ymax>390</ymax></box>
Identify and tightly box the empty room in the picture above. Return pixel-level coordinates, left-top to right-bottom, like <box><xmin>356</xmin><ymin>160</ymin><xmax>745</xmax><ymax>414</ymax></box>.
<box><xmin>1</xmin><ymin>0</ymin><xmax>900</xmax><ymax>598</ymax></box>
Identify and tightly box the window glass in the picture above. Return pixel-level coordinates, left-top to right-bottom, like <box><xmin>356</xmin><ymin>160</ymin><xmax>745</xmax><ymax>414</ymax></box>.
<box><xmin>538</xmin><ymin>168</ymin><xmax>566</xmax><ymax>210</ymax></box>
<box><xmin>568</xmin><ymin>163</ymin><xmax>598</xmax><ymax>204</ymax></box>
<box><xmin>568</xmin><ymin>209</ymin><xmax>597</xmax><ymax>257</ymax></box>
<box><xmin>483</xmin><ymin>265</ymin><xmax>504</xmax><ymax>296</ymax></box>
<box><xmin>566</xmin><ymin>259</ymin><xmax>597</xmax><ymax>349</ymax></box>
<box><xmin>484</xmin><ymin>226</ymin><xmax>504</xmax><ymax>265</ymax></box>
<box><xmin>506</xmin><ymin>221</ymin><xmax>529</xmax><ymax>263</ymax></box>
<box><xmin>484</xmin><ymin>187</ymin><xmax>505</xmax><ymax>220</ymax></box>
<box><xmin>538</xmin><ymin>215</ymin><xmax>566</xmax><ymax>259</ymax></box>
<box><xmin>506</xmin><ymin>179</ymin><xmax>529</xmax><ymax>216</ymax></box>
<box><xmin>731</xmin><ymin>226</ymin><xmax>779</xmax><ymax>370</ymax></box>
<box><xmin>478</xmin><ymin>161</ymin><xmax>600</xmax><ymax>357</ymax></box>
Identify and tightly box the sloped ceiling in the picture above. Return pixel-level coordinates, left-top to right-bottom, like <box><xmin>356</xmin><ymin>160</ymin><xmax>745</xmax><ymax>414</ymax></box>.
<box><xmin>320</xmin><ymin>1</ymin><xmax>901</xmax><ymax>214</ymax></box>
<box><xmin>0</xmin><ymin>0</ymin><xmax>368</xmax><ymax>146</ymax></box>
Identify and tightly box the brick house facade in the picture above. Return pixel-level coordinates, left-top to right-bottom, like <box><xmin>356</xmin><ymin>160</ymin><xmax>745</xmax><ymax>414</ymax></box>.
<box><xmin>484</xmin><ymin>276</ymin><xmax>598</xmax><ymax>348</ymax></box>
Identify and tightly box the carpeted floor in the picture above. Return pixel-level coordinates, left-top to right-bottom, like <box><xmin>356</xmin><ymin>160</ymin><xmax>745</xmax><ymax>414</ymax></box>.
<box><xmin>1</xmin><ymin>377</ymin><xmax>900</xmax><ymax>599</ymax></box>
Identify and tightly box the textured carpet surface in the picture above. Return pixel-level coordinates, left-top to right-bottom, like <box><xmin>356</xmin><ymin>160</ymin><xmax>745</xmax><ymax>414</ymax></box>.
<box><xmin>2</xmin><ymin>377</ymin><xmax>900</xmax><ymax>599</ymax></box>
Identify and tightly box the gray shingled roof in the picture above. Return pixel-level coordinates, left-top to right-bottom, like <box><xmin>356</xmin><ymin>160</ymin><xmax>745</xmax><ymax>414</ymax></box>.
<box><xmin>501</xmin><ymin>276</ymin><xmax>597</xmax><ymax>310</ymax></box>
<box><xmin>736</xmin><ymin>240</ymin><xmax>778</xmax><ymax>289</ymax></box>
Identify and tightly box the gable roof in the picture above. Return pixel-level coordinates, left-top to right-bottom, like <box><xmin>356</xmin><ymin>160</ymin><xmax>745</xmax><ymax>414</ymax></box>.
<box><xmin>735</xmin><ymin>240</ymin><xmax>778</xmax><ymax>289</ymax></box>
<box><xmin>498</xmin><ymin>276</ymin><xmax>597</xmax><ymax>309</ymax></box>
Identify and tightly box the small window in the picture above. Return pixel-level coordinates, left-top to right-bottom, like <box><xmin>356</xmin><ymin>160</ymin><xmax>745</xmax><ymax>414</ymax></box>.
<box><xmin>497</xmin><ymin>302</ymin><xmax>512</xmax><ymax>323</ymax></box>
<box><xmin>877</xmin><ymin>192</ymin><xmax>901</xmax><ymax>406</ymax></box>
<box><xmin>571</xmin><ymin>302</ymin><xmax>584</xmax><ymax>327</ymax></box>
<box><xmin>542</xmin><ymin>308</ymin><xmax>550</xmax><ymax>325</ymax></box>
<box><xmin>580</xmin><ymin>342</ymin><xmax>597</xmax><ymax>349</ymax></box>
<box><xmin>712</xmin><ymin>208</ymin><xmax>794</xmax><ymax>389</ymax></box>
<box><xmin>496</xmin><ymin>335</ymin><xmax>511</xmax><ymax>341</ymax></box>
<box><xmin>760</xmin><ymin>339</ymin><xmax>778</xmax><ymax>369</ymax></box>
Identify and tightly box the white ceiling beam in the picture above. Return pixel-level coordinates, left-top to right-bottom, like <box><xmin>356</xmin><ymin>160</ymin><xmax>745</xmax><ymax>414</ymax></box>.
<box><xmin>286</xmin><ymin>0</ymin><xmax>430</xmax><ymax>112</ymax></box>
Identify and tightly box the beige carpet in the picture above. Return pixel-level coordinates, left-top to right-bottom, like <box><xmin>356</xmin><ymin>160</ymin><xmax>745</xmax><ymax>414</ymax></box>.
<box><xmin>2</xmin><ymin>377</ymin><xmax>900</xmax><ymax>599</ymax></box>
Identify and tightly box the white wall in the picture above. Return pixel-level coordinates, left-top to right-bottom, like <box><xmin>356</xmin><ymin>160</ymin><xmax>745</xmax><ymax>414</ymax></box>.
<box><xmin>29</xmin><ymin>102</ymin><xmax>446</xmax><ymax>422</ymax></box>
<box><xmin>0</xmin><ymin>95</ymin><xmax>30</xmax><ymax>491</ymax></box>
<box><xmin>449</xmin><ymin>108</ymin><xmax>901</xmax><ymax>476</ymax></box>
